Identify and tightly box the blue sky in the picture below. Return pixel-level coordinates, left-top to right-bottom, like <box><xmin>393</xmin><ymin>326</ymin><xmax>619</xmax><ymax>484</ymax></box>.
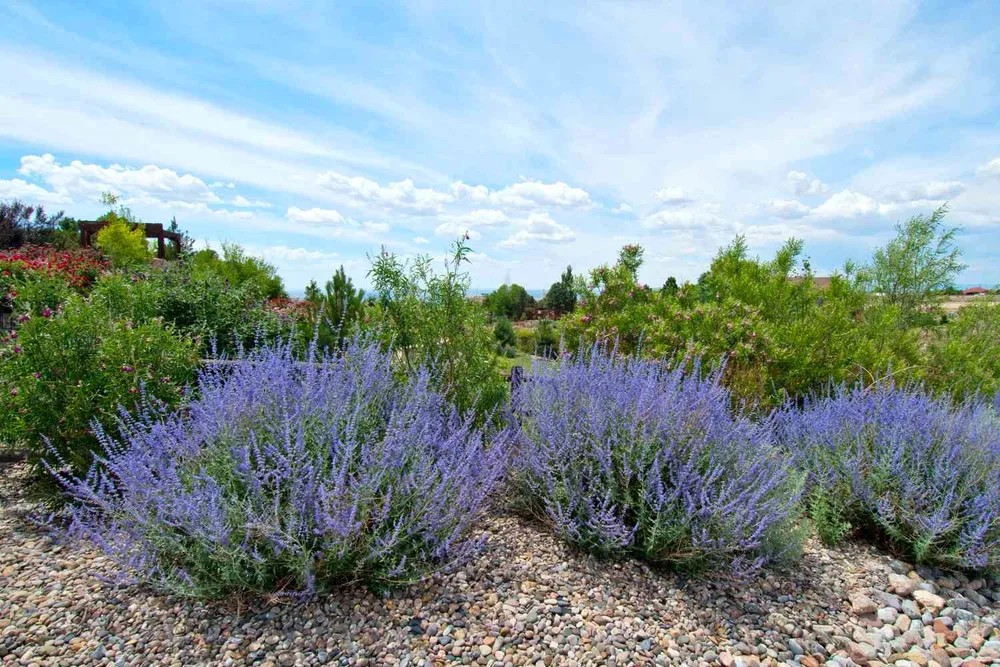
<box><xmin>1</xmin><ymin>0</ymin><xmax>998</xmax><ymax>291</ymax></box>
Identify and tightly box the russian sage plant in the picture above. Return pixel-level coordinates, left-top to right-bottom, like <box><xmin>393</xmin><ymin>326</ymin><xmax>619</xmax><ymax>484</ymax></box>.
<box><xmin>510</xmin><ymin>346</ymin><xmax>803</xmax><ymax>575</ymax></box>
<box><xmin>777</xmin><ymin>381</ymin><xmax>1000</xmax><ymax>572</ymax></box>
<box><xmin>53</xmin><ymin>339</ymin><xmax>512</xmax><ymax>597</ymax></box>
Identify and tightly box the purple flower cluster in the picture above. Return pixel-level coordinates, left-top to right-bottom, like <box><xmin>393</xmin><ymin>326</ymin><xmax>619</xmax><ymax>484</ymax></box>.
<box><xmin>52</xmin><ymin>339</ymin><xmax>512</xmax><ymax>597</ymax></box>
<box><xmin>777</xmin><ymin>381</ymin><xmax>1000</xmax><ymax>572</ymax></box>
<box><xmin>510</xmin><ymin>346</ymin><xmax>803</xmax><ymax>575</ymax></box>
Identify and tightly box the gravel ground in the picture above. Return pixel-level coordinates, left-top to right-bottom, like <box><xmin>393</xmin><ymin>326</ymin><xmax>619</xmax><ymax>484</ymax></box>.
<box><xmin>2</xmin><ymin>461</ymin><xmax>998</xmax><ymax>667</ymax></box>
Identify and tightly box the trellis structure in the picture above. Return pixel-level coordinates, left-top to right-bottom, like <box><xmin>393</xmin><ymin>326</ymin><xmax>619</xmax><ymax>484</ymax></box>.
<box><xmin>78</xmin><ymin>221</ymin><xmax>183</xmax><ymax>259</ymax></box>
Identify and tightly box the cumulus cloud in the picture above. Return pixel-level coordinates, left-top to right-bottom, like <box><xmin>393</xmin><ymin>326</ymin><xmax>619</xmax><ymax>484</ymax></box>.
<box><xmin>286</xmin><ymin>206</ymin><xmax>390</xmax><ymax>238</ymax></box>
<box><xmin>883</xmin><ymin>181</ymin><xmax>966</xmax><ymax>202</ymax></box>
<box><xmin>210</xmin><ymin>181</ymin><xmax>235</xmax><ymax>189</ymax></box>
<box><xmin>414</xmin><ymin>236</ymin><xmax>430</xmax><ymax>244</ymax></box>
<box><xmin>759</xmin><ymin>199</ymin><xmax>811</xmax><ymax>219</ymax></box>
<box><xmin>811</xmin><ymin>190</ymin><xmax>896</xmax><ymax>218</ymax></box>
<box><xmin>612</xmin><ymin>203</ymin><xmax>633</xmax><ymax>214</ymax></box>
<box><xmin>641</xmin><ymin>207</ymin><xmax>733</xmax><ymax>232</ymax></box>
<box><xmin>433</xmin><ymin>209</ymin><xmax>512</xmax><ymax>238</ymax></box>
<box><xmin>252</xmin><ymin>245</ymin><xmax>341</xmax><ymax>263</ymax></box>
<box><xmin>653</xmin><ymin>187</ymin><xmax>692</xmax><ymax>205</ymax></box>
<box><xmin>787</xmin><ymin>170</ymin><xmax>829</xmax><ymax>196</ymax></box>
<box><xmin>451</xmin><ymin>179</ymin><xmax>592</xmax><ymax>209</ymax></box>
<box><xmin>231</xmin><ymin>195</ymin><xmax>272</xmax><ymax>208</ymax></box>
<box><xmin>18</xmin><ymin>153</ymin><xmax>221</xmax><ymax>204</ymax></box>
<box><xmin>317</xmin><ymin>170</ymin><xmax>454</xmax><ymax>213</ymax></box>
<box><xmin>976</xmin><ymin>158</ymin><xmax>1000</xmax><ymax>178</ymax></box>
<box><xmin>498</xmin><ymin>212</ymin><xmax>575</xmax><ymax>247</ymax></box>
<box><xmin>0</xmin><ymin>178</ymin><xmax>71</xmax><ymax>205</ymax></box>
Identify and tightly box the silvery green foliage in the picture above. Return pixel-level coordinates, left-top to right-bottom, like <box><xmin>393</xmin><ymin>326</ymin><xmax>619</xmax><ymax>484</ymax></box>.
<box><xmin>511</xmin><ymin>346</ymin><xmax>803</xmax><ymax>575</ymax></box>
<box><xmin>778</xmin><ymin>381</ymin><xmax>1000</xmax><ymax>572</ymax></box>
<box><xmin>53</xmin><ymin>339</ymin><xmax>512</xmax><ymax>597</ymax></box>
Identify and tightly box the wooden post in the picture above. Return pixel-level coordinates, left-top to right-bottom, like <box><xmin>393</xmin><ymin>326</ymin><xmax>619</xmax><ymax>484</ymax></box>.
<box><xmin>157</xmin><ymin>235</ymin><xmax>165</xmax><ymax>259</ymax></box>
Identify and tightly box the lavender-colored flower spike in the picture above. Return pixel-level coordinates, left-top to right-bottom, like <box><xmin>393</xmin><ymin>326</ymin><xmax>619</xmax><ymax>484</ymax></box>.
<box><xmin>777</xmin><ymin>379</ymin><xmax>1000</xmax><ymax>572</ymax></box>
<box><xmin>510</xmin><ymin>344</ymin><xmax>803</xmax><ymax>575</ymax></box>
<box><xmin>52</xmin><ymin>338</ymin><xmax>513</xmax><ymax>597</ymax></box>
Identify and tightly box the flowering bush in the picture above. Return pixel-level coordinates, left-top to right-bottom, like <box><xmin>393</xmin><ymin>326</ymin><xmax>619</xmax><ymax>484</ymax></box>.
<box><xmin>777</xmin><ymin>381</ymin><xmax>1000</xmax><ymax>571</ymax></box>
<box><xmin>53</xmin><ymin>340</ymin><xmax>512</xmax><ymax>597</ymax></box>
<box><xmin>90</xmin><ymin>270</ymin><xmax>294</xmax><ymax>356</ymax></box>
<box><xmin>511</xmin><ymin>345</ymin><xmax>803</xmax><ymax>575</ymax></box>
<box><xmin>0</xmin><ymin>245</ymin><xmax>108</xmax><ymax>290</ymax></box>
<box><xmin>0</xmin><ymin>295</ymin><xmax>197</xmax><ymax>498</ymax></box>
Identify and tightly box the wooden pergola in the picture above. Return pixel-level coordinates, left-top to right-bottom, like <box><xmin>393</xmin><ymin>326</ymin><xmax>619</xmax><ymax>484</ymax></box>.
<box><xmin>79</xmin><ymin>221</ymin><xmax>183</xmax><ymax>259</ymax></box>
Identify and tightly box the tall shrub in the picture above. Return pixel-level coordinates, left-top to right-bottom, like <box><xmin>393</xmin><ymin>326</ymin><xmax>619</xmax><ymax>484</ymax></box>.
<box><xmin>511</xmin><ymin>346</ymin><xmax>803</xmax><ymax>575</ymax></box>
<box><xmin>0</xmin><ymin>295</ymin><xmax>196</xmax><ymax>498</ymax></box>
<box><xmin>53</xmin><ymin>340</ymin><xmax>512</xmax><ymax>597</ymax></box>
<box><xmin>368</xmin><ymin>237</ymin><xmax>506</xmax><ymax>418</ymax></box>
<box><xmin>777</xmin><ymin>381</ymin><xmax>1000</xmax><ymax>571</ymax></box>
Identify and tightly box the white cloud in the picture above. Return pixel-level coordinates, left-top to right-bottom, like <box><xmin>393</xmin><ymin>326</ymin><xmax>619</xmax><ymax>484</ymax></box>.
<box><xmin>17</xmin><ymin>153</ymin><xmax>220</xmax><ymax>205</ymax></box>
<box><xmin>498</xmin><ymin>212</ymin><xmax>575</xmax><ymax>247</ymax></box>
<box><xmin>0</xmin><ymin>178</ymin><xmax>71</xmax><ymax>205</ymax></box>
<box><xmin>210</xmin><ymin>181</ymin><xmax>235</xmax><ymax>189</ymax></box>
<box><xmin>251</xmin><ymin>245</ymin><xmax>340</xmax><ymax>263</ymax></box>
<box><xmin>286</xmin><ymin>206</ymin><xmax>346</xmax><ymax>225</ymax></box>
<box><xmin>641</xmin><ymin>207</ymin><xmax>733</xmax><ymax>232</ymax></box>
<box><xmin>317</xmin><ymin>171</ymin><xmax>453</xmax><ymax>213</ymax></box>
<box><xmin>440</xmin><ymin>209</ymin><xmax>510</xmax><ymax>227</ymax></box>
<box><xmin>451</xmin><ymin>179</ymin><xmax>592</xmax><ymax>210</ymax></box>
<box><xmin>760</xmin><ymin>199</ymin><xmax>811</xmax><ymax>219</ymax></box>
<box><xmin>653</xmin><ymin>187</ymin><xmax>692</xmax><ymax>205</ymax></box>
<box><xmin>414</xmin><ymin>236</ymin><xmax>430</xmax><ymax>244</ymax></box>
<box><xmin>612</xmin><ymin>203</ymin><xmax>633</xmax><ymax>214</ymax></box>
<box><xmin>811</xmin><ymin>190</ymin><xmax>896</xmax><ymax>218</ymax></box>
<box><xmin>232</xmin><ymin>195</ymin><xmax>272</xmax><ymax>208</ymax></box>
<box><xmin>285</xmin><ymin>206</ymin><xmax>389</xmax><ymax>239</ymax></box>
<box><xmin>883</xmin><ymin>181</ymin><xmax>966</xmax><ymax>202</ymax></box>
<box><xmin>976</xmin><ymin>158</ymin><xmax>1000</xmax><ymax>178</ymax></box>
<box><xmin>787</xmin><ymin>171</ymin><xmax>830</xmax><ymax>196</ymax></box>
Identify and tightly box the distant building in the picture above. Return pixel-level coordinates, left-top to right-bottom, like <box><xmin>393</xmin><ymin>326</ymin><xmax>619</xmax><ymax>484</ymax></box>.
<box><xmin>962</xmin><ymin>286</ymin><xmax>990</xmax><ymax>296</ymax></box>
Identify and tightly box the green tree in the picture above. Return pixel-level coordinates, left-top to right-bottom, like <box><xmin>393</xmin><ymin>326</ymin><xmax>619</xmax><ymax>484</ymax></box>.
<box><xmin>310</xmin><ymin>266</ymin><xmax>366</xmax><ymax>351</ymax></box>
<box><xmin>304</xmin><ymin>279</ymin><xmax>322</xmax><ymax>303</ymax></box>
<box><xmin>662</xmin><ymin>276</ymin><xmax>679</xmax><ymax>297</ymax></box>
<box><xmin>485</xmin><ymin>283</ymin><xmax>535</xmax><ymax>320</ymax></box>
<box><xmin>858</xmin><ymin>206</ymin><xmax>965</xmax><ymax>326</ymax></box>
<box><xmin>493</xmin><ymin>315</ymin><xmax>516</xmax><ymax>348</ymax></box>
<box><xmin>544</xmin><ymin>266</ymin><xmax>577</xmax><ymax>315</ymax></box>
<box><xmin>0</xmin><ymin>199</ymin><xmax>67</xmax><ymax>249</ymax></box>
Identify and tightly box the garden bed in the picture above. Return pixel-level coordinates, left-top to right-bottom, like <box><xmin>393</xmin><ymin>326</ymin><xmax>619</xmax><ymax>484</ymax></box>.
<box><xmin>2</xmin><ymin>462</ymin><xmax>998</xmax><ymax>666</ymax></box>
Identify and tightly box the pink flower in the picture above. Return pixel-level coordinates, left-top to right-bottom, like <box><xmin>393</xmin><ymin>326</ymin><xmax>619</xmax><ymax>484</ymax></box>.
<box><xmin>10</xmin><ymin>387</ymin><xmax>17</xmax><ymax>396</ymax></box>
<box><xmin>41</xmin><ymin>307</ymin><xmax>52</xmax><ymax>318</ymax></box>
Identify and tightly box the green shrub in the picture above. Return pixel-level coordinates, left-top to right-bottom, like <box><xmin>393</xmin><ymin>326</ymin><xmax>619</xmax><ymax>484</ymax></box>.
<box><xmin>493</xmin><ymin>315</ymin><xmax>516</xmax><ymax>348</ymax></box>
<box><xmin>90</xmin><ymin>269</ymin><xmax>292</xmax><ymax>356</ymax></box>
<box><xmin>368</xmin><ymin>237</ymin><xmax>506</xmax><ymax>419</ymax></box>
<box><xmin>0</xmin><ymin>295</ymin><xmax>197</xmax><ymax>500</ymax></box>
<box><xmin>514</xmin><ymin>327</ymin><xmax>536</xmax><ymax>354</ymax></box>
<box><xmin>95</xmin><ymin>216</ymin><xmax>152</xmax><ymax>268</ymax></box>
<box><xmin>924</xmin><ymin>299</ymin><xmax>1000</xmax><ymax>399</ymax></box>
<box><xmin>565</xmin><ymin>240</ymin><xmax>922</xmax><ymax>408</ymax></box>
<box><xmin>534</xmin><ymin>319</ymin><xmax>559</xmax><ymax>357</ymax></box>
<box><xmin>190</xmin><ymin>243</ymin><xmax>286</xmax><ymax>300</ymax></box>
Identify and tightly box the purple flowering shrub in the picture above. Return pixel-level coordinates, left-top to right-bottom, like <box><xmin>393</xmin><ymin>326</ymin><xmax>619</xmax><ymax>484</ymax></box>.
<box><xmin>777</xmin><ymin>381</ymin><xmax>1000</xmax><ymax>572</ymax></box>
<box><xmin>510</xmin><ymin>346</ymin><xmax>804</xmax><ymax>575</ymax></box>
<box><xmin>53</xmin><ymin>340</ymin><xmax>512</xmax><ymax>597</ymax></box>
